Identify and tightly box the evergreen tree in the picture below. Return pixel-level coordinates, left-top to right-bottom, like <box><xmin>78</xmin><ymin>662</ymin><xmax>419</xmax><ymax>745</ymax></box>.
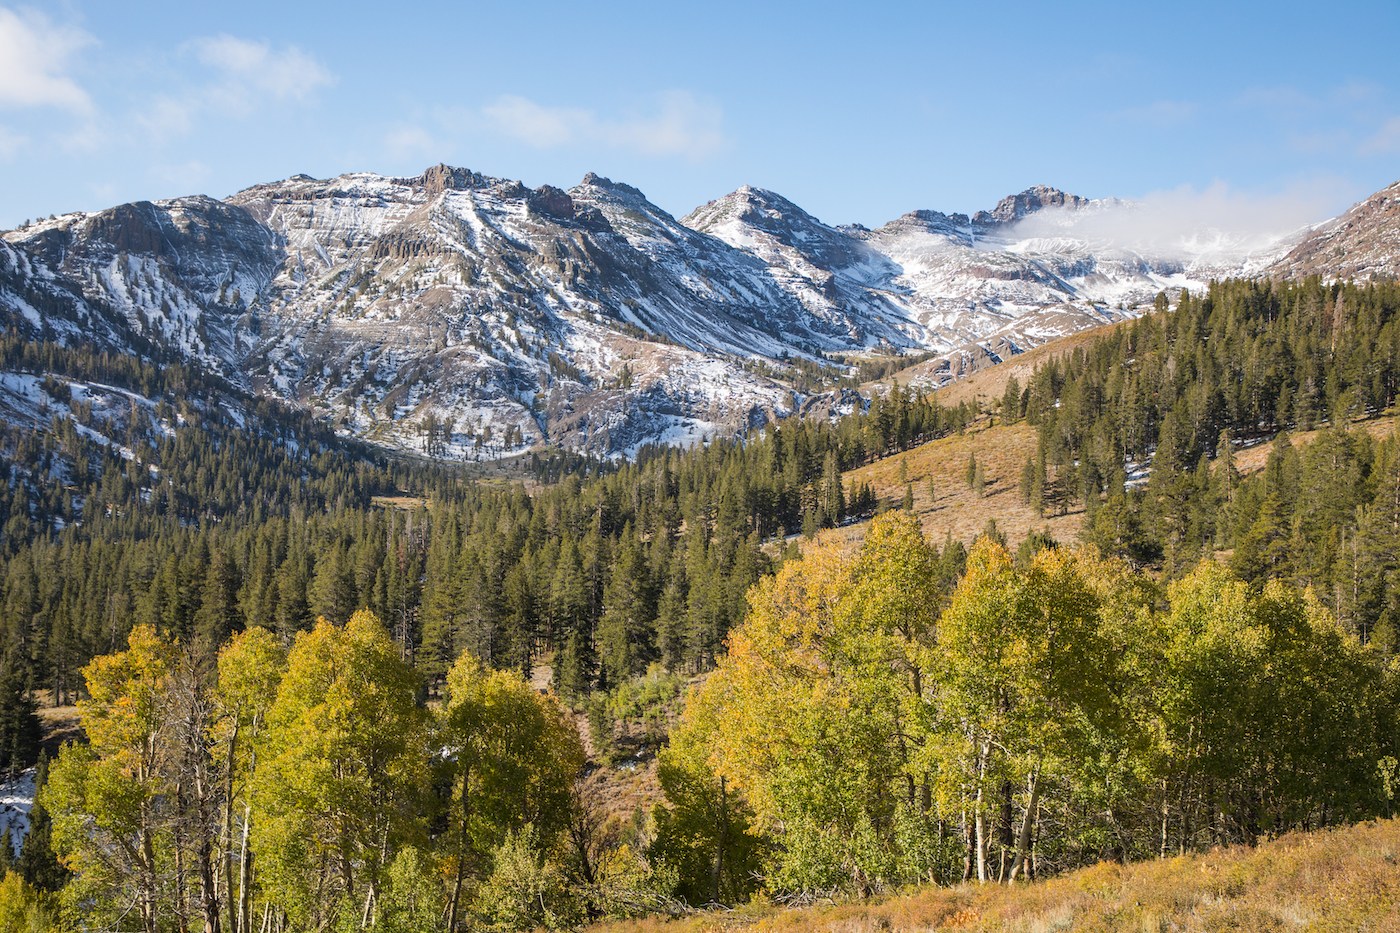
<box><xmin>0</xmin><ymin>643</ymin><xmax>39</xmax><ymax>782</ymax></box>
<box><xmin>16</xmin><ymin>753</ymin><xmax>65</xmax><ymax>893</ymax></box>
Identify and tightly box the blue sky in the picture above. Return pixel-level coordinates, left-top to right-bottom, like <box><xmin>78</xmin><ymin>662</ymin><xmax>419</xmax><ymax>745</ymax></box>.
<box><xmin>2</xmin><ymin>1</ymin><xmax>1399</xmax><ymax>233</ymax></box>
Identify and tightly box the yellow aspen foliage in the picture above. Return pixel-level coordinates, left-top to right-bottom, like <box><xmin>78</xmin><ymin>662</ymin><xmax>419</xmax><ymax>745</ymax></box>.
<box><xmin>44</xmin><ymin>624</ymin><xmax>176</xmax><ymax>933</ymax></box>
<box><xmin>252</xmin><ymin>610</ymin><xmax>430</xmax><ymax>931</ymax></box>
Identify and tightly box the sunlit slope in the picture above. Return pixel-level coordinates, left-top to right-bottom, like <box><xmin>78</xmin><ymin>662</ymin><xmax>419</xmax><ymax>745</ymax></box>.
<box><xmin>825</xmin><ymin>419</ymin><xmax>1081</xmax><ymax>552</ymax></box>
<box><xmin>594</xmin><ymin>817</ymin><xmax>1400</xmax><ymax>931</ymax></box>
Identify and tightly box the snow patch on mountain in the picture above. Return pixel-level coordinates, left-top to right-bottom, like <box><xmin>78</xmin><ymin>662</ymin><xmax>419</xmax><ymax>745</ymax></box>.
<box><xmin>0</xmin><ymin>168</ymin><xmax>1362</xmax><ymax>459</ymax></box>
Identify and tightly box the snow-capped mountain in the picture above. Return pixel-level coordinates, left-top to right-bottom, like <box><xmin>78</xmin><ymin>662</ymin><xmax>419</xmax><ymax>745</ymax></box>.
<box><xmin>0</xmin><ymin>165</ymin><xmax>1356</xmax><ymax>459</ymax></box>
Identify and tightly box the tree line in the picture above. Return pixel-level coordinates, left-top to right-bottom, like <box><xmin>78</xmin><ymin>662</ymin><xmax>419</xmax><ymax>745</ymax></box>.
<box><xmin>1005</xmin><ymin>279</ymin><xmax>1400</xmax><ymax>650</ymax></box>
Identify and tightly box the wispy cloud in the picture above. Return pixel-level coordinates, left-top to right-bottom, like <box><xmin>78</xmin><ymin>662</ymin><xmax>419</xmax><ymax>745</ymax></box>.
<box><xmin>150</xmin><ymin>159</ymin><xmax>212</xmax><ymax>192</ymax></box>
<box><xmin>138</xmin><ymin>35</ymin><xmax>335</xmax><ymax>140</ymax></box>
<box><xmin>0</xmin><ymin>124</ymin><xmax>26</xmax><ymax>158</ymax></box>
<box><xmin>189</xmin><ymin>35</ymin><xmax>334</xmax><ymax>104</ymax></box>
<box><xmin>1110</xmin><ymin>99</ymin><xmax>1198</xmax><ymax>126</ymax></box>
<box><xmin>0</xmin><ymin>7</ymin><xmax>94</xmax><ymax>113</ymax></box>
<box><xmin>383</xmin><ymin>124</ymin><xmax>447</xmax><ymax>162</ymax></box>
<box><xmin>482</xmin><ymin>90</ymin><xmax>729</xmax><ymax>160</ymax></box>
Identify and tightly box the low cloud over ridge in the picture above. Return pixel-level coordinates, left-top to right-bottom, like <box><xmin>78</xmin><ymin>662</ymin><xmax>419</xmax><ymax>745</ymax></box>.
<box><xmin>1008</xmin><ymin>179</ymin><xmax>1355</xmax><ymax>265</ymax></box>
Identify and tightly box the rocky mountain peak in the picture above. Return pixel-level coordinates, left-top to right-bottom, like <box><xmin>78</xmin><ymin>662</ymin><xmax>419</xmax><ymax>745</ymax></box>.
<box><xmin>878</xmin><ymin>208</ymin><xmax>973</xmax><ymax>237</ymax></box>
<box><xmin>973</xmin><ymin>185</ymin><xmax>1089</xmax><ymax>226</ymax></box>
<box><xmin>680</xmin><ymin>185</ymin><xmax>823</xmax><ymax>239</ymax></box>
<box><xmin>407</xmin><ymin>163</ymin><xmax>487</xmax><ymax>194</ymax></box>
<box><xmin>577</xmin><ymin>172</ymin><xmax>649</xmax><ymax>202</ymax></box>
<box><xmin>527</xmin><ymin>184</ymin><xmax>576</xmax><ymax>221</ymax></box>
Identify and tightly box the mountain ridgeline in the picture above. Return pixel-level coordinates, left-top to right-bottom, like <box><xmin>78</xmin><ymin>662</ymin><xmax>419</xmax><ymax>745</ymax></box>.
<box><xmin>5</xmin><ymin>164</ymin><xmax>1349</xmax><ymax>461</ymax></box>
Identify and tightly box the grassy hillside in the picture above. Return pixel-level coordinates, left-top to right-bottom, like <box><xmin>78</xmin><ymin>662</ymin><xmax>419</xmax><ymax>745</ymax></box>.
<box><xmin>825</xmin><ymin>418</ymin><xmax>1081</xmax><ymax>553</ymax></box>
<box><xmin>1231</xmin><ymin>413</ymin><xmax>1400</xmax><ymax>476</ymax></box>
<box><xmin>595</xmin><ymin>817</ymin><xmax>1400</xmax><ymax>932</ymax></box>
<box><xmin>823</xmin><ymin>322</ymin><xmax>1128</xmax><ymax>554</ymax></box>
<box><xmin>868</xmin><ymin>322</ymin><xmax>1124</xmax><ymax>408</ymax></box>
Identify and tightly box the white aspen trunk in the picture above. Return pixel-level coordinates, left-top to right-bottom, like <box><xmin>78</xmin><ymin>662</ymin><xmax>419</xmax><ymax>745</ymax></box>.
<box><xmin>1007</xmin><ymin>763</ymin><xmax>1041</xmax><ymax>882</ymax></box>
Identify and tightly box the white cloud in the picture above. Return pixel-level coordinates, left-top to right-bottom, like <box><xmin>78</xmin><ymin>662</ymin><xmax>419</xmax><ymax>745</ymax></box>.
<box><xmin>150</xmin><ymin>159</ymin><xmax>212</xmax><ymax>192</ymax></box>
<box><xmin>383</xmin><ymin>124</ymin><xmax>447</xmax><ymax>161</ymax></box>
<box><xmin>483</xmin><ymin>90</ymin><xmax>729</xmax><ymax>160</ymax></box>
<box><xmin>1111</xmin><ymin>99</ymin><xmax>1198</xmax><ymax>126</ymax></box>
<box><xmin>188</xmin><ymin>35</ymin><xmax>334</xmax><ymax>104</ymax></box>
<box><xmin>0</xmin><ymin>8</ymin><xmax>94</xmax><ymax>112</ymax></box>
<box><xmin>484</xmin><ymin>96</ymin><xmax>589</xmax><ymax>149</ymax></box>
<box><xmin>60</xmin><ymin>119</ymin><xmax>105</xmax><ymax>154</ymax></box>
<box><xmin>1009</xmin><ymin>179</ymin><xmax>1353</xmax><ymax>264</ymax></box>
<box><xmin>1361</xmin><ymin>116</ymin><xmax>1400</xmax><ymax>156</ymax></box>
<box><xmin>138</xmin><ymin>96</ymin><xmax>196</xmax><ymax>140</ymax></box>
<box><xmin>136</xmin><ymin>35</ymin><xmax>335</xmax><ymax>140</ymax></box>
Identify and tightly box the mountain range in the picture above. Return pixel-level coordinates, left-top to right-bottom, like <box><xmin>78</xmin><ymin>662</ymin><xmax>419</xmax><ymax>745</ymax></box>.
<box><xmin>1</xmin><ymin>166</ymin><xmax>1394</xmax><ymax>458</ymax></box>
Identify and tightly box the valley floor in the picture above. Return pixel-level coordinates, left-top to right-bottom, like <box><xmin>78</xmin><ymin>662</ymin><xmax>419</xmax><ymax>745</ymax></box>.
<box><xmin>592</xmin><ymin>817</ymin><xmax>1400</xmax><ymax>932</ymax></box>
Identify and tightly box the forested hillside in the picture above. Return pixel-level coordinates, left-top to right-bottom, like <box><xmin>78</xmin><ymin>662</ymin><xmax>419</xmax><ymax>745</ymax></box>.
<box><xmin>0</xmin><ymin>336</ymin><xmax>969</xmax><ymax>754</ymax></box>
<box><xmin>5</xmin><ymin>277</ymin><xmax>1400</xmax><ymax>930</ymax></box>
<box><xmin>1009</xmin><ymin>278</ymin><xmax>1400</xmax><ymax>646</ymax></box>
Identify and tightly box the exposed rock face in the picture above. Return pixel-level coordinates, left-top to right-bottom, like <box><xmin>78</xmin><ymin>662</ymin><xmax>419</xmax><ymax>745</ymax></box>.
<box><xmin>528</xmin><ymin>185</ymin><xmax>576</xmax><ymax>221</ymax></box>
<box><xmin>9</xmin><ymin>196</ymin><xmax>282</xmax><ymax>368</ymax></box>
<box><xmin>406</xmin><ymin>163</ymin><xmax>488</xmax><ymax>194</ymax></box>
<box><xmin>973</xmin><ymin>185</ymin><xmax>1090</xmax><ymax>226</ymax></box>
<box><xmin>2</xmin><ymin>164</ymin><xmax>1363</xmax><ymax>460</ymax></box>
<box><xmin>1267</xmin><ymin>181</ymin><xmax>1400</xmax><ymax>282</ymax></box>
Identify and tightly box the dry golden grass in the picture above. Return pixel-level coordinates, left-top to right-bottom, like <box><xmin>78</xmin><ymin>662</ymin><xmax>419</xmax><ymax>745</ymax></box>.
<box><xmin>370</xmin><ymin>494</ymin><xmax>431</xmax><ymax>510</ymax></box>
<box><xmin>827</xmin><ymin>406</ymin><xmax>1400</xmax><ymax>556</ymax></box>
<box><xmin>592</xmin><ymin>817</ymin><xmax>1400</xmax><ymax>932</ymax></box>
<box><xmin>867</xmin><ymin>323</ymin><xmax>1124</xmax><ymax>410</ymax></box>
<box><xmin>829</xmin><ymin>419</ymin><xmax>1083</xmax><ymax>554</ymax></box>
<box><xmin>1232</xmin><ymin>414</ymin><xmax>1400</xmax><ymax>477</ymax></box>
<box><xmin>37</xmin><ymin>703</ymin><xmax>81</xmax><ymax>756</ymax></box>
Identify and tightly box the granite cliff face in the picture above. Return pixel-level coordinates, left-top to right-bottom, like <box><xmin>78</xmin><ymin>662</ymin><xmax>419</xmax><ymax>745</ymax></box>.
<box><xmin>3</xmin><ymin>166</ymin><xmax>1379</xmax><ymax>460</ymax></box>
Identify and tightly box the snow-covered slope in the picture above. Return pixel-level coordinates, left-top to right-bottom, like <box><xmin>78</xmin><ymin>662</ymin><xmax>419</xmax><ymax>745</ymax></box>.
<box><xmin>0</xmin><ymin>166</ymin><xmax>1363</xmax><ymax>458</ymax></box>
<box><xmin>681</xmin><ymin>186</ymin><xmax>921</xmax><ymax>350</ymax></box>
<box><xmin>685</xmin><ymin>183</ymin><xmax>1242</xmax><ymax>382</ymax></box>
<box><xmin>0</xmin><ymin>769</ymin><xmax>34</xmax><ymax>854</ymax></box>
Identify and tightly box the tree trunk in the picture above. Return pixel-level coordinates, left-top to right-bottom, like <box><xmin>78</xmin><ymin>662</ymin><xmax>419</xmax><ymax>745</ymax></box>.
<box><xmin>1007</xmin><ymin>764</ymin><xmax>1041</xmax><ymax>882</ymax></box>
<box><xmin>224</xmin><ymin>724</ymin><xmax>239</xmax><ymax>933</ymax></box>
<box><xmin>960</xmin><ymin>809</ymin><xmax>972</xmax><ymax>882</ymax></box>
<box><xmin>238</xmin><ymin>802</ymin><xmax>253</xmax><ymax>933</ymax></box>
<box><xmin>974</xmin><ymin>802</ymin><xmax>988</xmax><ymax>883</ymax></box>
<box><xmin>713</xmin><ymin>776</ymin><xmax>729</xmax><ymax>903</ymax></box>
<box><xmin>1159</xmin><ymin>780</ymin><xmax>1170</xmax><ymax>859</ymax></box>
<box><xmin>141</xmin><ymin>812</ymin><xmax>159</xmax><ymax>933</ymax></box>
<box><xmin>446</xmin><ymin>763</ymin><xmax>471</xmax><ymax>932</ymax></box>
<box><xmin>973</xmin><ymin>739</ymin><xmax>990</xmax><ymax>883</ymax></box>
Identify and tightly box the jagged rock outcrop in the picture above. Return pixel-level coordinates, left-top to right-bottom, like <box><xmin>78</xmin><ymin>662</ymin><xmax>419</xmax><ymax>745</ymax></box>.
<box><xmin>973</xmin><ymin>185</ymin><xmax>1090</xmax><ymax>226</ymax></box>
